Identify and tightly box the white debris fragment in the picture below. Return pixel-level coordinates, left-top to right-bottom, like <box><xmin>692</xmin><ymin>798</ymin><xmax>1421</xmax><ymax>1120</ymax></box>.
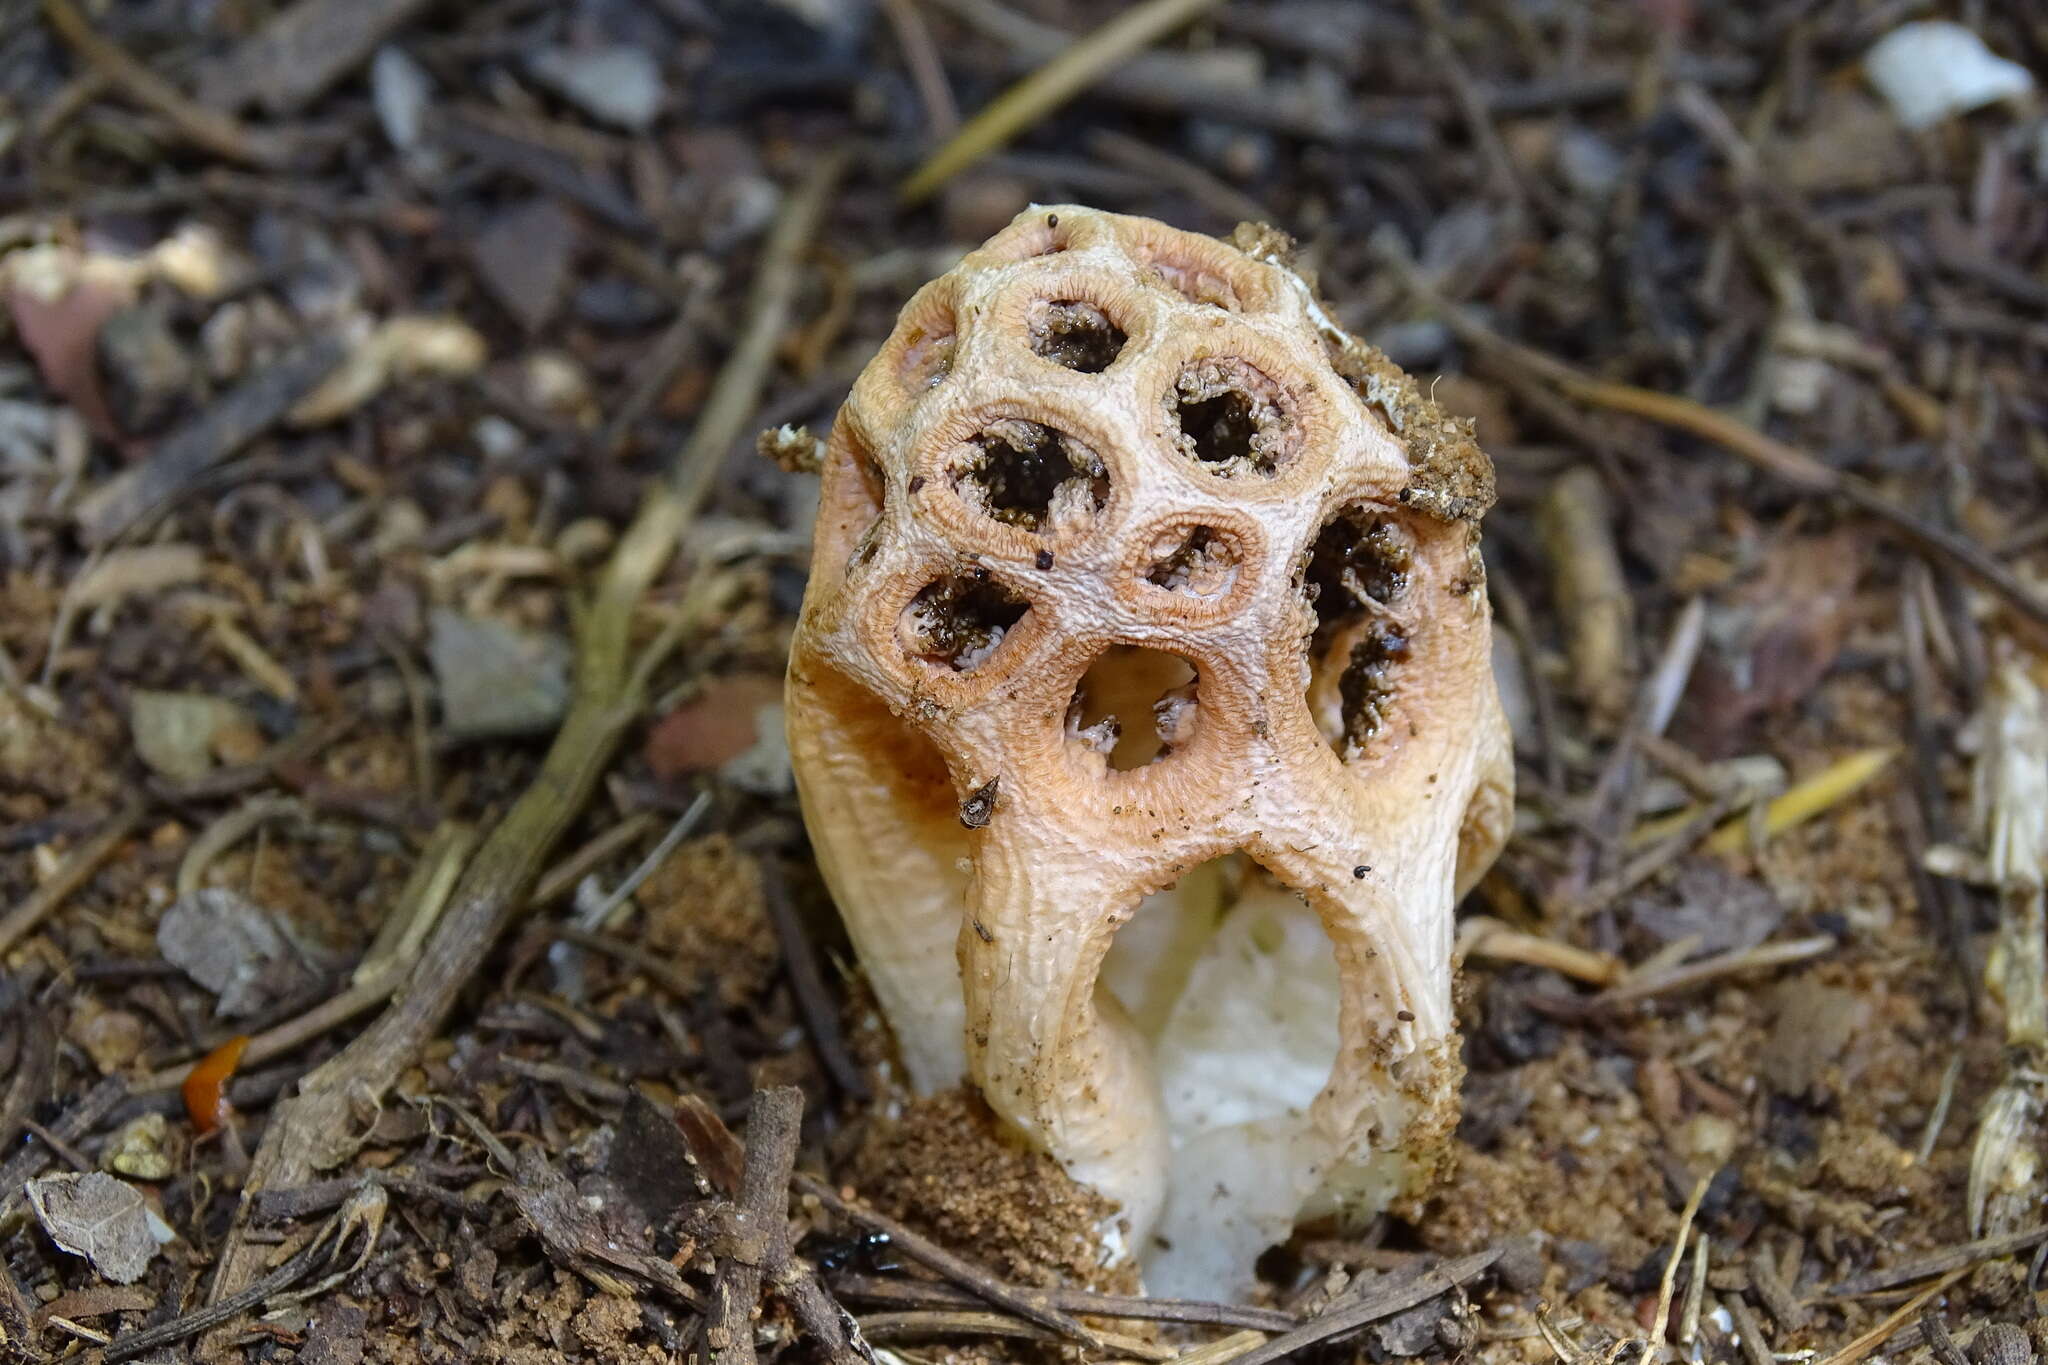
<box><xmin>371</xmin><ymin>46</ymin><xmax>435</xmax><ymax>152</ymax></box>
<box><xmin>1864</xmin><ymin>22</ymin><xmax>2034</xmax><ymax>131</ymax></box>
<box><xmin>526</xmin><ymin>46</ymin><xmax>664</xmax><ymax>132</ymax></box>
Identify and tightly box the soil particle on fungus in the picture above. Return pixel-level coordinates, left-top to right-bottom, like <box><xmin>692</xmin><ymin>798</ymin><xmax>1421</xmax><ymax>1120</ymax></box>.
<box><xmin>1320</xmin><ymin>334</ymin><xmax>1494</xmax><ymax>522</ymax></box>
<box><xmin>1222</xmin><ymin>222</ymin><xmax>1492</xmax><ymax>516</ymax></box>
<box><xmin>845</xmin><ymin>1088</ymin><xmax>1135</xmax><ymax>1293</ymax></box>
<box><xmin>636</xmin><ymin>835</ymin><xmax>777</xmax><ymax>1008</ymax></box>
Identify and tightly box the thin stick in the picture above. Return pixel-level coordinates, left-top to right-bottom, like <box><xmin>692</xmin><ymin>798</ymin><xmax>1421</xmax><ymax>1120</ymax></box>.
<box><xmin>1825</xmin><ymin>1223</ymin><xmax>2048</xmax><ymax>1296</ymax></box>
<box><xmin>708</xmin><ymin>1088</ymin><xmax>806</xmax><ymax>1365</ymax></box>
<box><xmin>531</xmin><ymin>812</ymin><xmax>660</xmax><ymax>908</ymax></box>
<box><xmin>1725</xmin><ymin>1296</ymin><xmax>1775</xmax><ymax>1365</ymax></box>
<box><xmin>901</xmin><ymin>0</ymin><xmax>1225</xmax><ymax>203</ymax></box>
<box><xmin>880</xmin><ymin>0</ymin><xmax>960</xmax><ymax>137</ymax></box>
<box><xmin>0</xmin><ymin>1077</ymin><xmax>125</xmax><ymax>1224</ymax></box>
<box><xmin>39</xmin><ymin>0</ymin><xmax>289</xmax><ymax>168</ymax></box>
<box><xmin>1591</xmin><ymin>935</ymin><xmax>1836</xmax><ymax>1008</ymax></box>
<box><xmin>199</xmin><ymin>153</ymin><xmax>850</xmax><ymax>1330</ymax></box>
<box><xmin>857</xmin><ymin>1311</ymin><xmax>1173</xmax><ymax>1361</ymax></box>
<box><xmin>139</xmin><ymin>824</ymin><xmax>476</xmax><ymax>1093</ymax></box>
<box><xmin>755</xmin><ymin>844</ymin><xmax>870</xmax><ymax>1099</ymax></box>
<box><xmin>1224</xmin><ymin>1250</ymin><xmax>1500</xmax><ymax>1365</ymax></box>
<box><xmin>0</xmin><ymin>800</ymin><xmax>144</xmax><ymax>957</ymax></box>
<box><xmin>576</xmin><ymin>791</ymin><xmax>713</xmax><ymax>931</ymax></box>
<box><xmin>667</xmin><ymin>1093</ymin><xmax>863</xmax><ymax>1363</ymax></box>
<box><xmin>1458</xmin><ymin>917</ymin><xmax>1620</xmax><ymax>986</ymax></box>
<box><xmin>830</xmin><ymin>1272</ymin><xmax>1299</xmax><ymax>1333</ymax></box>
<box><xmin>795</xmin><ymin>1175</ymin><xmax>1104</xmax><ymax>1349</ymax></box>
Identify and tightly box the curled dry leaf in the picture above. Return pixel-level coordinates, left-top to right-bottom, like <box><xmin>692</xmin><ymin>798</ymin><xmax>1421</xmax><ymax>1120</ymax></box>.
<box><xmin>288</xmin><ymin>315</ymin><xmax>487</xmax><ymax>426</ymax></box>
<box><xmin>26</xmin><ymin>1171</ymin><xmax>176</xmax><ymax>1284</ymax></box>
<box><xmin>9</xmin><ymin>275</ymin><xmax>128</xmax><ymax>442</ymax></box>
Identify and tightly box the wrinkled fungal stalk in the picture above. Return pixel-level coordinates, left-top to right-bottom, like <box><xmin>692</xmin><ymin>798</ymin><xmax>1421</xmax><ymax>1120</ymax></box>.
<box><xmin>786</xmin><ymin>207</ymin><xmax>1512</xmax><ymax>1298</ymax></box>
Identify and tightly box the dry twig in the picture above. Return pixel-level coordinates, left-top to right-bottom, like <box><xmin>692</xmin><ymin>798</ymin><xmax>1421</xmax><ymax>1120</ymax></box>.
<box><xmin>39</xmin><ymin>0</ymin><xmax>292</xmax><ymax>167</ymax></box>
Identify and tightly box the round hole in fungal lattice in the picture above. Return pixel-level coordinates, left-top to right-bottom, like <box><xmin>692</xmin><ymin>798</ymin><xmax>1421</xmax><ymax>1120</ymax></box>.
<box><xmin>898</xmin><ymin>572</ymin><xmax>1030</xmax><ymax>672</ymax></box>
<box><xmin>1067</xmin><ymin>647</ymin><xmax>1198</xmax><ymax>772</ymax></box>
<box><xmin>1167</xmin><ymin>359</ymin><xmax>1293</xmax><ymax>478</ymax></box>
<box><xmin>1028</xmin><ymin>299</ymin><xmax>1128</xmax><ymax>373</ymax></box>
<box><xmin>952</xmin><ymin>419</ymin><xmax>1109</xmax><ymax>531</ymax></box>
<box><xmin>1301</xmin><ymin>507</ymin><xmax>1416</xmax><ymax>752</ymax></box>
<box><xmin>1142</xmin><ymin>526</ymin><xmax>1242</xmax><ymax>600</ymax></box>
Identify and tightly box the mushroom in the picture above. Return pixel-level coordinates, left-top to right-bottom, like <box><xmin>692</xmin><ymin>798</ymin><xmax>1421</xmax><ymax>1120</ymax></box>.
<box><xmin>786</xmin><ymin>207</ymin><xmax>1513</xmax><ymax>1297</ymax></box>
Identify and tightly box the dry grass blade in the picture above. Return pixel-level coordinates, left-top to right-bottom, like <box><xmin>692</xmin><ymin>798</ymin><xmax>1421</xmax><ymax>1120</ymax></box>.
<box><xmin>1704</xmin><ymin>748</ymin><xmax>1899</xmax><ymax>854</ymax></box>
<box><xmin>137</xmin><ymin>822</ymin><xmax>475</xmax><ymax>1093</ymax></box>
<box><xmin>1650</xmin><ymin>1176</ymin><xmax>1711</xmax><ymax>1353</ymax></box>
<box><xmin>1586</xmin><ymin>935</ymin><xmax>1837</xmax><ymax>1009</ymax></box>
<box><xmin>900</xmin><ymin>0</ymin><xmax>1226</xmax><ymax>203</ymax></box>
<box><xmin>830</xmin><ymin>1271</ymin><xmax>1299</xmax><ymax>1333</ymax></box>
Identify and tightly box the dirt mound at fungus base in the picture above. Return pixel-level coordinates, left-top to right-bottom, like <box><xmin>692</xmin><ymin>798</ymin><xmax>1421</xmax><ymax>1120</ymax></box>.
<box><xmin>847</xmin><ymin>1088</ymin><xmax>1137</xmax><ymax>1294</ymax></box>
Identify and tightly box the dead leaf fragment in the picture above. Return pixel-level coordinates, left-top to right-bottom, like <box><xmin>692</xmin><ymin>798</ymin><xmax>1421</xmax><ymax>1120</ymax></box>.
<box><xmin>1686</xmin><ymin>530</ymin><xmax>1866</xmax><ymax>757</ymax></box>
<box><xmin>156</xmin><ymin>886</ymin><xmax>337</xmax><ymax>1017</ymax></box>
<box><xmin>34</xmin><ymin>1283</ymin><xmax>156</xmax><ymax>1327</ymax></box>
<box><xmin>130</xmin><ymin>690</ymin><xmax>253</xmax><ymax>781</ymax></box>
<box><xmin>26</xmin><ymin>1171</ymin><xmax>175</xmax><ymax>1284</ymax></box>
<box><xmin>645</xmin><ymin>675</ymin><xmax>784</xmax><ymax>778</ymax></box>
<box><xmin>427</xmin><ymin>606</ymin><xmax>570</xmax><ymax>739</ymax></box>
<box><xmin>1762</xmin><ymin>981</ymin><xmax>1872</xmax><ymax>1097</ymax></box>
<box><xmin>9</xmin><ymin>279</ymin><xmax>127</xmax><ymax>441</ymax></box>
<box><xmin>470</xmin><ymin>199</ymin><xmax>583</xmax><ymax>334</ymax></box>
